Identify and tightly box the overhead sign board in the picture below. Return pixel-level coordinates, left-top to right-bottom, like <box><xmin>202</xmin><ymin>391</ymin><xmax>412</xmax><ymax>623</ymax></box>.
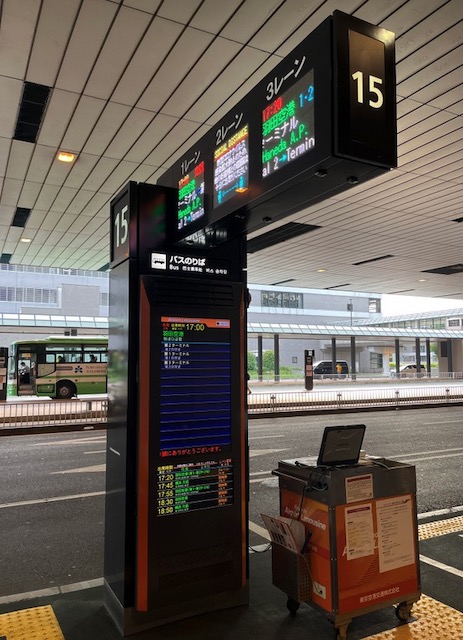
<box><xmin>158</xmin><ymin>10</ymin><xmax>396</xmax><ymax>247</ymax></box>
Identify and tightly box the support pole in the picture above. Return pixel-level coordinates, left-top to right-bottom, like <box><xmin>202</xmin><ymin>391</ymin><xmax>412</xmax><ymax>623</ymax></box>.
<box><xmin>350</xmin><ymin>336</ymin><xmax>356</xmax><ymax>381</ymax></box>
<box><xmin>426</xmin><ymin>338</ymin><xmax>431</xmax><ymax>377</ymax></box>
<box><xmin>274</xmin><ymin>334</ymin><xmax>280</xmax><ymax>383</ymax></box>
<box><xmin>257</xmin><ymin>335</ymin><xmax>263</xmax><ymax>382</ymax></box>
<box><xmin>332</xmin><ymin>337</ymin><xmax>337</xmax><ymax>378</ymax></box>
<box><xmin>395</xmin><ymin>338</ymin><xmax>400</xmax><ymax>378</ymax></box>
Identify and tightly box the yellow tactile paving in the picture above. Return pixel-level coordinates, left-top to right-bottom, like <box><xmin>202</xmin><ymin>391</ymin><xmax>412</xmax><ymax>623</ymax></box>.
<box><xmin>0</xmin><ymin>604</ymin><xmax>64</xmax><ymax>640</ymax></box>
<box><xmin>365</xmin><ymin>594</ymin><xmax>463</xmax><ymax>639</ymax></box>
<box><xmin>418</xmin><ymin>515</ymin><xmax>463</xmax><ymax>541</ymax></box>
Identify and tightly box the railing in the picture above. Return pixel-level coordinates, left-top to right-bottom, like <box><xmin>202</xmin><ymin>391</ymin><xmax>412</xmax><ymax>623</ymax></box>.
<box><xmin>0</xmin><ymin>398</ymin><xmax>108</xmax><ymax>430</ymax></box>
<box><xmin>247</xmin><ymin>385</ymin><xmax>463</xmax><ymax>414</ymax></box>
<box><xmin>1</xmin><ymin>386</ymin><xmax>463</xmax><ymax>430</ymax></box>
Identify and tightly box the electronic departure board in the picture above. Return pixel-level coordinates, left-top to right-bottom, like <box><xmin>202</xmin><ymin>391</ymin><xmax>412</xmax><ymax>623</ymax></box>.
<box><xmin>157</xmin><ymin>11</ymin><xmax>396</xmax><ymax>246</ymax></box>
<box><xmin>214</xmin><ymin>123</ymin><xmax>249</xmax><ymax>208</ymax></box>
<box><xmin>156</xmin><ymin>458</ymin><xmax>233</xmax><ymax>516</ymax></box>
<box><xmin>262</xmin><ymin>68</ymin><xmax>315</xmax><ymax>177</ymax></box>
<box><xmin>160</xmin><ymin>316</ymin><xmax>231</xmax><ymax>457</ymax></box>
<box><xmin>178</xmin><ymin>161</ymin><xmax>205</xmax><ymax>231</ymax></box>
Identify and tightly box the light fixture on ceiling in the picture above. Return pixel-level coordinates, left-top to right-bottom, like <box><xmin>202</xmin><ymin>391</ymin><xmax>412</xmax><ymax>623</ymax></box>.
<box><xmin>56</xmin><ymin>150</ymin><xmax>76</xmax><ymax>163</ymax></box>
<box><xmin>317</xmin><ymin>268</ymin><xmax>326</xmax><ymax>272</ymax></box>
<box><xmin>418</xmin><ymin>278</ymin><xmax>427</xmax><ymax>282</ymax></box>
<box><xmin>20</xmin><ymin>238</ymin><xmax>32</xmax><ymax>243</ymax></box>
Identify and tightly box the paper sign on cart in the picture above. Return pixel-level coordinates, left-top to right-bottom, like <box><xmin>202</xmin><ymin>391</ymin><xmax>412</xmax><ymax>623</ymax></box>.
<box><xmin>261</xmin><ymin>514</ymin><xmax>305</xmax><ymax>552</ymax></box>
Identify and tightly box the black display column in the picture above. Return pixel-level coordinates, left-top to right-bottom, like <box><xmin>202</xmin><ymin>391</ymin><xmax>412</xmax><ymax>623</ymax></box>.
<box><xmin>104</xmin><ymin>182</ymin><xmax>249</xmax><ymax>636</ymax></box>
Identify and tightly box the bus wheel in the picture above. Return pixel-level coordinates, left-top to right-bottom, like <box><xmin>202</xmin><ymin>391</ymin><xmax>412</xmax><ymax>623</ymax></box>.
<box><xmin>56</xmin><ymin>381</ymin><xmax>75</xmax><ymax>399</ymax></box>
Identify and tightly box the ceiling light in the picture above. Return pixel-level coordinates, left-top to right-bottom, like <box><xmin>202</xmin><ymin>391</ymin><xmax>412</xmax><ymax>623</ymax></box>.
<box><xmin>20</xmin><ymin>238</ymin><xmax>32</xmax><ymax>243</ymax></box>
<box><xmin>57</xmin><ymin>150</ymin><xmax>76</xmax><ymax>163</ymax></box>
<box><xmin>418</xmin><ymin>278</ymin><xmax>427</xmax><ymax>282</ymax></box>
<box><xmin>317</xmin><ymin>268</ymin><xmax>326</xmax><ymax>272</ymax></box>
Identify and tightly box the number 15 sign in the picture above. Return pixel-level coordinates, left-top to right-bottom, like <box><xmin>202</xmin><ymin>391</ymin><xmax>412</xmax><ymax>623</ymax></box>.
<box><xmin>333</xmin><ymin>10</ymin><xmax>396</xmax><ymax>168</ymax></box>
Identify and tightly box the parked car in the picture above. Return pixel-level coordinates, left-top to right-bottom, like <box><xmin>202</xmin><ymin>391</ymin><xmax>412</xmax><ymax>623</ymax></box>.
<box><xmin>399</xmin><ymin>364</ymin><xmax>426</xmax><ymax>377</ymax></box>
<box><xmin>313</xmin><ymin>360</ymin><xmax>349</xmax><ymax>378</ymax></box>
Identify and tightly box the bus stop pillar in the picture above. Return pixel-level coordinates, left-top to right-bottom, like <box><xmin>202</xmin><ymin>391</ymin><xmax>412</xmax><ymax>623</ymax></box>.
<box><xmin>426</xmin><ymin>338</ymin><xmax>431</xmax><ymax>377</ymax></box>
<box><xmin>395</xmin><ymin>339</ymin><xmax>400</xmax><ymax>377</ymax></box>
<box><xmin>447</xmin><ymin>338</ymin><xmax>453</xmax><ymax>376</ymax></box>
<box><xmin>258</xmin><ymin>335</ymin><xmax>263</xmax><ymax>382</ymax></box>
<box><xmin>274</xmin><ymin>334</ymin><xmax>280</xmax><ymax>382</ymax></box>
<box><xmin>331</xmin><ymin>338</ymin><xmax>337</xmax><ymax>378</ymax></box>
<box><xmin>415</xmin><ymin>338</ymin><xmax>422</xmax><ymax>377</ymax></box>
<box><xmin>350</xmin><ymin>336</ymin><xmax>356</xmax><ymax>381</ymax></box>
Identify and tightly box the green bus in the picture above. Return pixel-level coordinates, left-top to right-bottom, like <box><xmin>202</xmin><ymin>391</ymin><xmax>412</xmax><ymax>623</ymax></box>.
<box><xmin>8</xmin><ymin>335</ymin><xmax>108</xmax><ymax>399</ymax></box>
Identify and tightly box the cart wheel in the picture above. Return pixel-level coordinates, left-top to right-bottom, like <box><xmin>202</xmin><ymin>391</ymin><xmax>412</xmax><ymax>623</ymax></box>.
<box><xmin>286</xmin><ymin>596</ymin><xmax>300</xmax><ymax>616</ymax></box>
<box><xmin>395</xmin><ymin>602</ymin><xmax>413</xmax><ymax>621</ymax></box>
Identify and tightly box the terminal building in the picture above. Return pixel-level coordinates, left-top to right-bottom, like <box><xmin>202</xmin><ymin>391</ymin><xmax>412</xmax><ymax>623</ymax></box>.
<box><xmin>2</xmin><ymin>264</ymin><xmax>463</xmax><ymax>377</ymax></box>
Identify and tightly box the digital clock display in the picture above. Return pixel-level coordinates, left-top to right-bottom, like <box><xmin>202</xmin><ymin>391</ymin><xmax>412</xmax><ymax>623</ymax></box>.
<box><xmin>262</xmin><ymin>68</ymin><xmax>315</xmax><ymax>177</ymax></box>
<box><xmin>160</xmin><ymin>316</ymin><xmax>231</xmax><ymax>457</ymax></box>
<box><xmin>213</xmin><ymin>124</ymin><xmax>249</xmax><ymax>208</ymax></box>
<box><xmin>178</xmin><ymin>161</ymin><xmax>205</xmax><ymax>231</ymax></box>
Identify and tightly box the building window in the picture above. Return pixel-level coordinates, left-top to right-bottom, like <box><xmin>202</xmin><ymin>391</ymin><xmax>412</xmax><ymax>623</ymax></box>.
<box><xmin>448</xmin><ymin>318</ymin><xmax>461</xmax><ymax>327</ymax></box>
<box><xmin>0</xmin><ymin>287</ymin><xmax>57</xmax><ymax>304</ymax></box>
<box><xmin>100</xmin><ymin>292</ymin><xmax>109</xmax><ymax>306</ymax></box>
<box><xmin>292</xmin><ymin>356</ymin><xmax>298</xmax><ymax>364</ymax></box>
<box><xmin>369</xmin><ymin>298</ymin><xmax>381</xmax><ymax>313</ymax></box>
<box><xmin>262</xmin><ymin>290</ymin><xmax>303</xmax><ymax>308</ymax></box>
<box><xmin>370</xmin><ymin>352</ymin><xmax>383</xmax><ymax>369</ymax></box>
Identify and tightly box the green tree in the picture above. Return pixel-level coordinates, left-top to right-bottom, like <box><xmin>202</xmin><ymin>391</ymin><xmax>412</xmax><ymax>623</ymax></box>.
<box><xmin>247</xmin><ymin>351</ymin><xmax>257</xmax><ymax>372</ymax></box>
<box><xmin>262</xmin><ymin>350</ymin><xmax>275</xmax><ymax>371</ymax></box>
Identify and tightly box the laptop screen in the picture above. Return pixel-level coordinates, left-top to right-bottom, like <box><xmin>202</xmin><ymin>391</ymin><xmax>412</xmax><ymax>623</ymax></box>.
<box><xmin>317</xmin><ymin>424</ymin><xmax>366</xmax><ymax>467</ymax></box>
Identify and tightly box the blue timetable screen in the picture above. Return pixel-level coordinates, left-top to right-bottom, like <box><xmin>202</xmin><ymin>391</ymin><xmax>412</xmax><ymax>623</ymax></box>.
<box><xmin>160</xmin><ymin>316</ymin><xmax>232</xmax><ymax>457</ymax></box>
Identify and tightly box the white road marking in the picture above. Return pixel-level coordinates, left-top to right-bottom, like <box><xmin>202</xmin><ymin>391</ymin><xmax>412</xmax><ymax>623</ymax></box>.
<box><xmin>32</xmin><ymin>436</ymin><xmax>106</xmax><ymax>446</ymax></box>
<box><xmin>0</xmin><ymin>578</ymin><xmax>104</xmax><ymax>605</ymax></box>
<box><xmin>248</xmin><ymin>434</ymin><xmax>285</xmax><ymax>440</ymax></box>
<box><xmin>84</xmin><ymin>450</ymin><xmax>106</xmax><ymax>454</ymax></box>
<box><xmin>249</xmin><ymin>449</ymin><xmax>288</xmax><ymax>458</ymax></box>
<box><xmin>0</xmin><ymin>491</ymin><xmax>105</xmax><ymax>509</ymax></box>
<box><xmin>391</xmin><ymin>448</ymin><xmax>463</xmax><ymax>458</ymax></box>
<box><xmin>419</xmin><ymin>555</ymin><xmax>463</xmax><ymax>578</ymax></box>
<box><xmin>51</xmin><ymin>464</ymin><xmax>105</xmax><ymax>474</ymax></box>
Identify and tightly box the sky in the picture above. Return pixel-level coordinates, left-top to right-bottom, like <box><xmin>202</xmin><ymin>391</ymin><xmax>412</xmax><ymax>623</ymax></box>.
<box><xmin>381</xmin><ymin>294</ymin><xmax>463</xmax><ymax>316</ymax></box>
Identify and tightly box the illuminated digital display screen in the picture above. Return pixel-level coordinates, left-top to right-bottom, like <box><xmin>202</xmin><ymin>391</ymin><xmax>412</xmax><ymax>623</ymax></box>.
<box><xmin>213</xmin><ymin>124</ymin><xmax>249</xmax><ymax>207</ymax></box>
<box><xmin>160</xmin><ymin>316</ymin><xmax>231</xmax><ymax>457</ymax></box>
<box><xmin>156</xmin><ymin>458</ymin><xmax>233</xmax><ymax>516</ymax></box>
<box><xmin>177</xmin><ymin>161</ymin><xmax>205</xmax><ymax>231</ymax></box>
<box><xmin>262</xmin><ymin>69</ymin><xmax>315</xmax><ymax>177</ymax></box>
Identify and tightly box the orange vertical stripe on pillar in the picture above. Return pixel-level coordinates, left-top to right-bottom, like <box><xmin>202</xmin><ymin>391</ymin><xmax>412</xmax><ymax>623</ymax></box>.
<box><xmin>137</xmin><ymin>281</ymin><xmax>150</xmax><ymax>611</ymax></box>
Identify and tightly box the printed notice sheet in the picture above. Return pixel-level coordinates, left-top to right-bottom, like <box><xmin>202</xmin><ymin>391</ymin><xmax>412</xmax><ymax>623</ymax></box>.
<box><xmin>345</xmin><ymin>474</ymin><xmax>373</xmax><ymax>503</ymax></box>
<box><xmin>376</xmin><ymin>495</ymin><xmax>415</xmax><ymax>573</ymax></box>
<box><xmin>345</xmin><ymin>503</ymin><xmax>375</xmax><ymax>560</ymax></box>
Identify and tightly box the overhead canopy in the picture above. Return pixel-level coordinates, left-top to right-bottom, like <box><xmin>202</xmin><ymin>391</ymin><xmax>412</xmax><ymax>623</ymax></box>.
<box><xmin>1</xmin><ymin>1</ymin><xmax>462</xmax><ymax>300</ymax></box>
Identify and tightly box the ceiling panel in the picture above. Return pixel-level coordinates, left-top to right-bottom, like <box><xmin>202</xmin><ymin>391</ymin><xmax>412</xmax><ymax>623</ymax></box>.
<box><xmin>0</xmin><ymin>0</ymin><xmax>463</xmax><ymax>300</ymax></box>
<box><xmin>0</xmin><ymin>0</ymin><xmax>40</xmax><ymax>79</ymax></box>
<box><xmin>136</xmin><ymin>28</ymin><xmax>215</xmax><ymax>112</ymax></box>
<box><xmin>0</xmin><ymin>77</ymin><xmax>23</xmax><ymax>138</ymax></box>
<box><xmin>104</xmin><ymin>109</ymin><xmax>156</xmax><ymax>160</ymax></box>
<box><xmin>25</xmin><ymin>145</ymin><xmax>56</xmax><ymax>184</ymax></box>
<box><xmin>55</xmin><ymin>0</ymin><xmax>118</xmax><ymax>93</ymax></box>
<box><xmin>37</xmin><ymin>90</ymin><xmax>81</xmax><ymax>148</ymax></box>
<box><xmin>162</xmin><ymin>38</ymin><xmax>243</xmax><ymax>118</ymax></box>
<box><xmin>60</xmin><ymin>96</ymin><xmax>107</xmax><ymax>154</ymax></box>
<box><xmin>111</xmin><ymin>17</ymin><xmax>184</xmax><ymax>107</ymax></box>
<box><xmin>0</xmin><ymin>137</ymin><xmax>10</xmax><ymax>178</ymax></box>
<box><xmin>157</xmin><ymin>0</ymin><xmax>203</xmax><ymax>23</ymax></box>
<box><xmin>82</xmin><ymin>102</ymin><xmax>132</xmax><ymax>156</ymax></box>
<box><xmin>84</xmin><ymin>5</ymin><xmax>152</xmax><ymax>101</ymax></box>
<box><xmin>1</xmin><ymin>178</ymin><xmax>22</xmax><ymax>207</ymax></box>
<box><xmin>26</xmin><ymin>0</ymin><xmax>81</xmax><ymax>86</ymax></box>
